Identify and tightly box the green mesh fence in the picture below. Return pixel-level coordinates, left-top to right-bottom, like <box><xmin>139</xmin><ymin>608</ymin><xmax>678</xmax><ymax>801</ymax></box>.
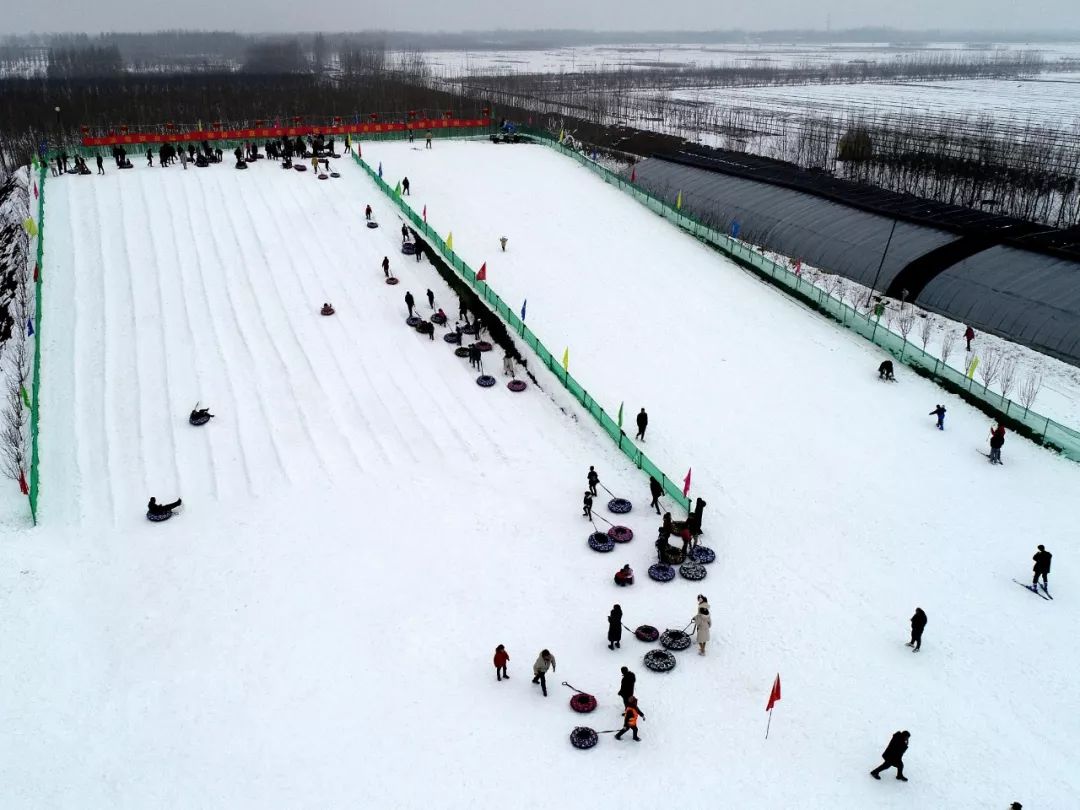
<box><xmin>28</xmin><ymin>162</ymin><xmax>46</xmax><ymax>524</ymax></box>
<box><xmin>350</xmin><ymin>148</ymin><xmax>692</xmax><ymax>511</ymax></box>
<box><xmin>522</xmin><ymin>131</ymin><xmax>1080</xmax><ymax>463</ymax></box>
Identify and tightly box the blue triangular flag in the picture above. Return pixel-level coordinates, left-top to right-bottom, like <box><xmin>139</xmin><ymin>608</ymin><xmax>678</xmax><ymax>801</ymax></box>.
<box><xmin>378</xmin><ymin>162</ymin><xmax>383</xmax><ymax>178</ymax></box>
<box><xmin>520</xmin><ymin>299</ymin><xmax>527</xmax><ymax>322</ymax></box>
<box><xmin>26</xmin><ymin>317</ymin><xmax>34</xmax><ymax>337</ymax></box>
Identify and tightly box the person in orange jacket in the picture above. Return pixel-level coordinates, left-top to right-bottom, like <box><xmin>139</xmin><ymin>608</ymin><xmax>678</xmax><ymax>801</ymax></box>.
<box><xmin>614</xmin><ymin>697</ymin><xmax>645</xmax><ymax>741</ymax></box>
<box><xmin>493</xmin><ymin>644</ymin><xmax>510</xmax><ymax>681</ymax></box>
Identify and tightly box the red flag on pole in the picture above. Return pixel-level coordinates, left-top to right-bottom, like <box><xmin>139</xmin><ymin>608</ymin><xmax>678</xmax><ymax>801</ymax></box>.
<box><xmin>422</xmin><ymin>205</ymin><xmax>427</xmax><ymax>223</ymax></box>
<box><xmin>33</xmin><ymin>182</ymin><xmax>38</xmax><ymax>199</ymax></box>
<box><xmin>630</xmin><ymin>166</ymin><xmax>637</xmax><ymax>183</ymax></box>
<box><xmin>766</xmin><ymin>674</ymin><xmax>781</xmax><ymax>711</ymax></box>
<box><xmin>18</xmin><ymin>469</ymin><xmax>29</xmax><ymax>495</ymax></box>
<box><xmin>682</xmin><ymin>467</ymin><xmax>692</xmax><ymax>497</ymax></box>
<box><xmin>477</xmin><ymin>262</ymin><xmax>487</xmax><ymax>281</ymax></box>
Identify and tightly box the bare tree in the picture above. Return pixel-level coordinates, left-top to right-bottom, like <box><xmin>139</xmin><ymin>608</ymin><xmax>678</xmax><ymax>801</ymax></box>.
<box><xmin>940</xmin><ymin>332</ymin><xmax>957</xmax><ymax>368</ymax></box>
<box><xmin>919</xmin><ymin>316</ymin><xmax>934</xmax><ymax>352</ymax></box>
<box><xmin>896</xmin><ymin>312</ymin><xmax>916</xmax><ymax>356</ymax></box>
<box><xmin>1017</xmin><ymin>369</ymin><xmax>1044</xmax><ymax>415</ymax></box>
<box><xmin>998</xmin><ymin>359</ymin><xmax>1018</xmax><ymax>404</ymax></box>
<box><xmin>977</xmin><ymin>348</ymin><xmax>1004</xmax><ymax>392</ymax></box>
<box><xmin>0</xmin><ymin>365</ymin><xmax>27</xmax><ymax>483</ymax></box>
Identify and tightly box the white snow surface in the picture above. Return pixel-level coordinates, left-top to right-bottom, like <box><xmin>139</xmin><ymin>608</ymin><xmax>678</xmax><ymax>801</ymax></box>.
<box><xmin>1</xmin><ymin>143</ymin><xmax>1077</xmax><ymax>808</ymax></box>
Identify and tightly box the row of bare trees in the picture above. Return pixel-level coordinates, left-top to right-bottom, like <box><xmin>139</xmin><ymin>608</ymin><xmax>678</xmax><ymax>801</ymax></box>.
<box><xmin>0</xmin><ymin>170</ymin><xmax>33</xmax><ymax>494</ymax></box>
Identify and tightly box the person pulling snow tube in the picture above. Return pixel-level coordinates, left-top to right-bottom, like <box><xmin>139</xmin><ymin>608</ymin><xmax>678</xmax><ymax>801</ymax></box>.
<box><xmin>690</xmin><ymin>546</ymin><xmax>716</xmax><ymax>564</ymax></box>
<box><xmin>406</xmin><ymin>315</ymin><xmax>422</xmax><ymax>327</ymax></box>
<box><xmin>476</xmin><ymin>375</ymin><xmax>496</xmax><ymax>388</ymax></box>
<box><xmin>507</xmin><ymin>380</ymin><xmax>527</xmax><ymax>392</ymax></box>
<box><xmin>680</xmin><ymin>562</ymin><xmax>707</xmax><ymax>581</ymax></box>
<box><xmin>660</xmin><ymin>630</ymin><xmax>692</xmax><ymax>651</ymax></box>
<box><xmin>563</xmin><ymin>683</ymin><xmax>598</xmax><ymax>714</ymax></box>
<box><xmin>635</xmin><ymin>625</ymin><xmax>660</xmax><ymax>642</ymax></box>
<box><xmin>608</xmin><ymin>498</ymin><xmax>632</xmax><ymax>514</ymax></box>
<box><xmin>644</xmin><ymin>650</ymin><xmax>676</xmax><ymax>673</ymax></box>
<box><xmin>444</xmin><ymin>332</ymin><xmax>461</xmax><ymax>344</ymax></box>
<box><xmin>570</xmin><ymin>727</ymin><xmax>599</xmax><ymax>750</ymax></box>
<box><xmin>648</xmin><ymin>563</ymin><xmax>676</xmax><ymax>582</ymax></box>
<box><xmin>607</xmin><ymin>525</ymin><xmax>633</xmax><ymax>543</ymax></box>
<box><xmin>454</xmin><ymin>347</ymin><xmax>471</xmax><ymax>358</ymax></box>
<box><xmin>588</xmin><ymin>532</ymin><xmax>615</xmax><ymax>552</ymax></box>
<box><xmin>385</xmin><ymin>277</ymin><xmax>399</xmax><ymax>285</ymax></box>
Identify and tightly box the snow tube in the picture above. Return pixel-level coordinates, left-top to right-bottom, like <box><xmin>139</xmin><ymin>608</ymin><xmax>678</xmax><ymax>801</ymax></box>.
<box><xmin>507</xmin><ymin>379</ymin><xmax>527</xmax><ymax>392</ymax></box>
<box><xmin>460</xmin><ymin>324</ymin><xmax>478</xmax><ymax>335</ymax></box>
<box><xmin>454</xmin><ymin>347</ymin><xmax>471</xmax><ymax>358</ymax></box>
<box><xmin>644</xmin><ymin>650</ymin><xmax>676</xmax><ymax>673</ymax></box>
<box><xmin>635</xmin><ymin>625</ymin><xmax>660</xmax><ymax>642</ymax></box>
<box><xmin>608</xmin><ymin>498</ymin><xmax>632</xmax><ymax>514</ymax></box>
<box><xmin>188</xmin><ymin>413</ymin><xmax>211</xmax><ymax>426</ymax></box>
<box><xmin>406</xmin><ymin>316</ymin><xmax>422</xmax><ymax>327</ymax></box>
<box><xmin>680</xmin><ymin>562</ymin><xmax>707</xmax><ymax>581</ymax></box>
<box><xmin>320</xmin><ymin>306</ymin><xmax>335</xmax><ymax>316</ymax></box>
<box><xmin>318</xmin><ymin>173</ymin><xmax>329</xmax><ymax>180</ymax></box>
<box><xmin>443</xmin><ymin>332</ymin><xmax>461</xmax><ymax>344</ymax></box>
<box><xmin>431</xmin><ymin>313</ymin><xmax>447</xmax><ymax>325</ymax></box>
<box><xmin>690</xmin><ymin>546</ymin><xmax>716</xmax><ymax>564</ymax></box>
<box><xmin>569</xmin><ymin>693</ymin><xmax>598</xmax><ymax>713</ymax></box>
<box><xmin>648</xmin><ymin>564</ymin><xmax>675</xmax><ymax>582</ymax></box>
<box><xmin>330</xmin><ymin>172</ymin><xmax>341</xmax><ymax>178</ymax></box>
<box><xmin>607</xmin><ymin>525</ymin><xmax>633</xmax><ymax>543</ymax></box>
<box><xmin>294</xmin><ymin>164</ymin><xmax>307</xmax><ymax>172</ymax></box>
<box><xmin>570</xmin><ymin>727</ymin><xmax>599</xmax><ymax>750</ymax></box>
<box><xmin>476</xmin><ymin>340</ymin><xmax>493</xmax><ymax>353</ymax></box>
<box><xmin>366</xmin><ymin>221</ymin><xmax>379</xmax><ymax>229</ymax></box>
<box><xmin>660</xmin><ymin>630</ymin><xmax>692</xmax><ymax>651</ymax></box>
<box><xmin>146</xmin><ymin>511</ymin><xmax>172</xmax><ymax>522</ymax></box>
<box><xmin>587</xmin><ymin>532</ymin><xmax>615</xmax><ymax>552</ymax></box>
<box><xmin>402</xmin><ymin>242</ymin><xmax>417</xmax><ymax>255</ymax></box>
<box><xmin>385</xmin><ymin>277</ymin><xmax>399</xmax><ymax>285</ymax></box>
<box><xmin>476</xmin><ymin>375</ymin><xmax>496</xmax><ymax>388</ymax></box>
<box><xmin>235</xmin><ymin>162</ymin><xmax>248</xmax><ymax>170</ymax></box>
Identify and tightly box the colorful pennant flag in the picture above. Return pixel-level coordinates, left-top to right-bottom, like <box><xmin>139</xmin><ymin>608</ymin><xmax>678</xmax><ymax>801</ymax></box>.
<box><xmin>477</xmin><ymin>262</ymin><xmax>487</xmax><ymax>281</ymax></box>
<box><xmin>561</xmin><ymin>347</ymin><xmax>569</xmax><ymax>372</ymax></box>
<box><xmin>446</xmin><ymin>232</ymin><xmax>454</xmax><ymax>251</ymax></box>
<box><xmin>682</xmin><ymin>467</ymin><xmax>692</xmax><ymax>497</ymax></box>
<box><xmin>520</xmin><ymin>299</ymin><xmax>527</xmax><ymax>321</ymax></box>
<box><xmin>676</xmin><ymin>191</ymin><xmax>683</xmax><ymax>210</ymax></box>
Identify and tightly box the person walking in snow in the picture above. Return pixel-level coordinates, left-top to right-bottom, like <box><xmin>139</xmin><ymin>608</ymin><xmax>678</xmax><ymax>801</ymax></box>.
<box><xmin>617</xmin><ymin>666</ymin><xmax>636</xmax><ymax>707</ymax></box>
<box><xmin>96</xmin><ymin>154</ymin><xmax>104</xmax><ymax>175</ymax></box>
<box><xmin>583</xmin><ymin>490</ymin><xmax>594</xmax><ymax>520</ymax></box>
<box><xmin>402</xmin><ymin>176</ymin><xmax>410</xmax><ymax>195</ymax></box>
<box><xmin>467</xmin><ymin>343</ymin><xmax>481</xmax><ymax>370</ymax></box>
<box><xmin>989</xmin><ymin>423</ymin><xmax>1006</xmax><ymax>464</ymax></box>
<box><xmin>474</xmin><ymin>313</ymin><xmax>483</xmax><ymax>339</ymax></box>
<box><xmin>929</xmin><ymin>404</ymin><xmax>946</xmax><ymax>430</ymax></box>
<box><xmin>587</xmin><ymin>466</ymin><xmax>599</xmax><ymax>497</ymax></box>
<box><xmin>405</xmin><ymin>291</ymin><xmax>415</xmax><ymax>317</ymax></box>
<box><xmin>964</xmin><ymin>325</ymin><xmax>975</xmax><ymax>352</ymax></box>
<box><xmin>1032</xmin><ymin>544</ymin><xmax>1052</xmax><ymax>590</ymax></box>
<box><xmin>635</xmin><ymin>408</ymin><xmax>648</xmax><ymax>441</ymax></box>
<box><xmin>426</xmin><ymin>289</ymin><xmax>434</xmax><ymax>309</ymax></box>
<box><xmin>503</xmin><ymin>352</ymin><xmax>514</xmax><ymax>377</ymax></box>
<box><xmin>531</xmin><ymin>649</ymin><xmax>555</xmax><ymax>696</ymax></box>
<box><xmin>382</xmin><ymin>256</ymin><xmax>390</xmax><ymax>278</ymax></box>
<box><xmin>907</xmin><ymin>608</ymin><xmax>927</xmax><ymax>652</ymax></box>
<box><xmin>401</xmin><ymin>224</ymin><xmax>409</xmax><ymax>243</ymax></box>
<box><xmin>499</xmin><ymin>236</ymin><xmax>508</xmax><ymax>252</ymax></box>
<box><xmin>870</xmin><ymin>730</ymin><xmax>910</xmax><ymax>781</ymax></box>
<box><xmin>493</xmin><ymin>644</ymin><xmax>510</xmax><ymax>681</ymax></box>
<box><xmin>649</xmin><ymin>476</ymin><xmax>662</xmax><ymax>515</ymax></box>
<box><xmin>365</xmin><ymin>204</ymin><xmax>373</xmax><ymax>221</ymax></box>
<box><xmin>425</xmin><ymin>130</ymin><xmax>433</xmax><ymax>149</ymax></box>
<box><xmin>146</xmin><ymin>148</ymin><xmax>153</xmax><ymax>166</ymax></box>
<box><xmin>607</xmin><ymin>604</ymin><xmax>623</xmax><ymax>650</ymax></box>
<box><xmin>614</xmin><ymin>697</ymin><xmax>645</xmax><ymax>741</ymax></box>
<box><xmin>692</xmin><ymin>607</ymin><xmax>712</xmax><ymax>655</ymax></box>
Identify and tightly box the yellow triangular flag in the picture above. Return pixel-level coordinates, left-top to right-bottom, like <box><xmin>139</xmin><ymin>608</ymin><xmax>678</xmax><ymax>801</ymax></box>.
<box><xmin>446</xmin><ymin>231</ymin><xmax>454</xmax><ymax>251</ymax></box>
<box><xmin>559</xmin><ymin>129</ymin><xmax>565</xmax><ymax>143</ymax></box>
<box><xmin>22</xmin><ymin>217</ymin><xmax>38</xmax><ymax>237</ymax></box>
<box><xmin>562</xmin><ymin>347</ymin><xmax>569</xmax><ymax>371</ymax></box>
<box><xmin>676</xmin><ymin>191</ymin><xmax>683</xmax><ymax>210</ymax></box>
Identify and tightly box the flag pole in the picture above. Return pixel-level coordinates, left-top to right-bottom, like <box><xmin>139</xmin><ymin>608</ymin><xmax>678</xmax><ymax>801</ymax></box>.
<box><xmin>765</xmin><ymin>708</ymin><xmax>773</xmax><ymax>739</ymax></box>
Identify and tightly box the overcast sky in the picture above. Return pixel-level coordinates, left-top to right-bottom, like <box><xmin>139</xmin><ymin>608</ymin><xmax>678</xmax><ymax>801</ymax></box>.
<box><xmin>12</xmin><ymin>0</ymin><xmax>1080</xmax><ymax>35</ymax></box>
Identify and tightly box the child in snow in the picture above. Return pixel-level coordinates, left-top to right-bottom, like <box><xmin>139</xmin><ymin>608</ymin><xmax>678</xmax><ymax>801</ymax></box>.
<box><xmin>614</xmin><ymin>564</ymin><xmax>634</xmax><ymax>586</ymax></box>
<box><xmin>493</xmin><ymin>644</ymin><xmax>510</xmax><ymax>681</ymax></box>
<box><xmin>614</xmin><ymin>697</ymin><xmax>645</xmax><ymax>741</ymax></box>
<box><xmin>929</xmin><ymin>405</ymin><xmax>946</xmax><ymax>430</ymax></box>
<box><xmin>583</xmin><ymin>490</ymin><xmax>594</xmax><ymax>519</ymax></box>
<box><xmin>878</xmin><ymin>360</ymin><xmax>895</xmax><ymax>381</ymax></box>
<box><xmin>365</xmin><ymin>204</ymin><xmax>373</xmax><ymax>221</ymax></box>
<box><xmin>499</xmin><ymin>236</ymin><xmax>508</xmax><ymax>252</ymax></box>
<box><xmin>587</xmin><ymin>466</ymin><xmax>599</xmax><ymax>497</ymax></box>
<box><xmin>989</xmin><ymin>423</ymin><xmax>1006</xmax><ymax>464</ymax></box>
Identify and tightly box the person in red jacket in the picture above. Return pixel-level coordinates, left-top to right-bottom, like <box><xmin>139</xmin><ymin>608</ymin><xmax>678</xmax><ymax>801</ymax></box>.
<box><xmin>493</xmin><ymin>644</ymin><xmax>510</xmax><ymax>682</ymax></box>
<box><xmin>964</xmin><ymin>325</ymin><xmax>975</xmax><ymax>352</ymax></box>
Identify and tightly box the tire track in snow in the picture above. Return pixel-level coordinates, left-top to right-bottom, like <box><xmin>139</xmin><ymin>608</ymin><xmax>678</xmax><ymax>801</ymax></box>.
<box><xmin>171</xmin><ymin>174</ymin><xmax>255</xmax><ymax>497</ymax></box>
<box><xmin>220</xmin><ymin>167</ymin><xmax>366</xmax><ymax>474</ymax></box>
<box><xmin>189</xmin><ymin>172</ymin><xmax>291</xmax><ymax>488</ymax></box>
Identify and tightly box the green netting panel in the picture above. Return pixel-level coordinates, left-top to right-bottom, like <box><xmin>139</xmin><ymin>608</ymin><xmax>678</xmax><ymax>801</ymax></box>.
<box><xmin>28</xmin><ymin>163</ymin><xmax>47</xmax><ymax>524</ymax></box>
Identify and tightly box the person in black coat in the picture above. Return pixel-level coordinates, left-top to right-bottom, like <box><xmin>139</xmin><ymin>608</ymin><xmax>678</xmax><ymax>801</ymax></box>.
<box><xmin>96</xmin><ymin>154</ymin><xmax>104</xmax><ymax>175</ymax></box>
<box><xmin>617</xmin><ymin>666</ymin><xmax>635</xmax><ymax>707</ymax></box>
<box><xmin>1032</xmin><ymin>544</ymin><xmax>1052</xmax><ymax>589</ymax></box>
<box><xmin>401</xmin><ymin>223</ymin><xmax>409</xmax><ymax>243</ymax></box>
<box><xmin>405</xmin><ymin>291</ymin><xmax>415</xmax><ymax>317</ymax></box>
<box><xmin>587</xmin><ymin>466</ymin><xmax>599</xmax><ymax>497</ymax></box>
<box><xmin>583</xmin><ymin>490</ymin><xmax>593</xmax><ymax>520</ymax></box>
<box><xmin>870</xmin><ymin>730</ymin><xmax>910</xmax><ymax>781</ymax></box>
<box><xmin>907</xmin><ymin>608</ymin><xmax>927</xmax><ymax>652</ymax></box>
<box><xmin>878</xmin><ymin>360</ymin><xmax>895</xmax><ymax>381</ymax></box>
<box><xmin>649</xmin><ymin>476</ymin><xmax>663</xmax><ymax>515</ymax></box>
<box><xmin>147</xmin><ymin>496</ymin><xmax>182</xmax><ymax>517</ymax></box>
<box><xmin>382</xmin><ymin>256</ymin><xmax>390</xmax><ymax>278</ymax></box>
<box><xmin>607</xmin><ymin>604</ymin><xmax>623</xmax><ymax>650</ymax></box>
<box><xmin>426</xmin><ymin>289</ymin><xmax>435</xmax><ymax>309</ymax></box>
<box><xmin>402</xmin><ymin>176</ymin><xmax>410</xmax><ymax>195</ymax></box>
<box><xmin>635</xmin><ymin>408</ymin><xmax>648</xmax><ymax>440</ymax></box>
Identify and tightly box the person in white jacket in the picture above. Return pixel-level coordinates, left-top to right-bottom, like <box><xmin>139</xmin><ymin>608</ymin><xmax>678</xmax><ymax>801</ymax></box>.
<box><xmin>532</xmin><ymin>649</ymin><xmax>556</xmax><ymax>696</ymax></box>
<box><xmin>693</xmin><ymin>608</ymin><xmax>712</xmax><ymax>655</ymax></box>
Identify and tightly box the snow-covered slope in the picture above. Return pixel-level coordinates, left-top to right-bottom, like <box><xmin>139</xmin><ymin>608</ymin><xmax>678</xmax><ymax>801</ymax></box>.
<box><xmin>0</xmin><ymin>145</ymin><xmax>1076</xmax><ymax>809</ymax></box>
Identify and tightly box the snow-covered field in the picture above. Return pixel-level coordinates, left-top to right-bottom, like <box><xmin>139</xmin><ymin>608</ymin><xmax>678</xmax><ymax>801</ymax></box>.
<box><xmin>1</xmin><ymin>142</ymin><xmax>1078</xmax><ymax>808</ymax></box>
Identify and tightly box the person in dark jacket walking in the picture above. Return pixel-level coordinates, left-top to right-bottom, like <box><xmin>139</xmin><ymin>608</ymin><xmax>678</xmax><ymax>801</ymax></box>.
<box><xmin>635</xmin><ymin>408</ymin><xmax>648</xmax><ymax>441</ymax></box>
<box><xmin>989</xmin><ymin>423</ymin><xmax>1006</xmax><ymax>464</ymax></box>
<box><xmin>402</xmin><ymin>176</ymin><xmax>410</xmax><ymax>195</ymax></box>
<box><xmin>96</xmin><ymin>154</ymin><xmax>104</xmax><ymax>175</ymax></box>
<box><xmin>401</xmin><ymin>223</ymin><xmax>409</xmax><ymax>243</ymax></box>
<box><xmin>405</xmin><ymin>291</ymin><xmax>415</xmax><ymax>317</ymax></box>
<box><xmin>468</xmin><ymin>343</ymin><xmax>483</xmax><ymax>371</ymax></box>
<box><xmin>649</xmin><ymin>476</ymin><xmax>663</xmax><ymax>515</ymax></box>
<box><xmin>426</xmin><ymin>288</ymin><xmax>435</xmax><ymax>309</ymax></box>
<box><xmin>907</xmin><ymin>608</ymin><xmax>927</xmax><ymax>652</ymax></box>
<box><xmin>493</xmin><ymin>644</ymin><xmax>509</xmax><ymax>681</ymax></box>
<box><xmin>607</xmin><ymin>604</ymin><xmax>623</xmax><ymax>650</ymax></box>
<box><xmin>587</xmin><ymin>466</ymin><xmax>599</xmax><ymax>497</ymax></box>
<box><xmin>964</xmin><ymin>325</ymin><xmax>975</xmax><ymax>352</ymax></box>
<box><xmin>870</xmin><ymin>730</ymin><xmax>910</xmax><ymax>781</ymax></box>
<box><xmin>929</xmin><ymin>405</ymin><xmax>946</xmax><ymax>430</ymax></box>
<box><xmin>1032</xmin><ymin>544</ymin><xmax>1052</xmax><ymax>590</ymax></box>
<box><xmin>614</xmin><ymin>697</ymin><xmax>645</xmax><ymax>741</ymax></box>
<box><xmin>381</xmin><ymin>256</ymin><xmax>390</xmax><ymax>278</ymax></box>
<box><xmin>617</xmin><ymin>666</ymin><xmax>636</xmax><ymax>707</ymax></box>
<box><xmin>583</xmin><ymin>490</ymin><xmax>594</xmax><ymax>520</ymax></box>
